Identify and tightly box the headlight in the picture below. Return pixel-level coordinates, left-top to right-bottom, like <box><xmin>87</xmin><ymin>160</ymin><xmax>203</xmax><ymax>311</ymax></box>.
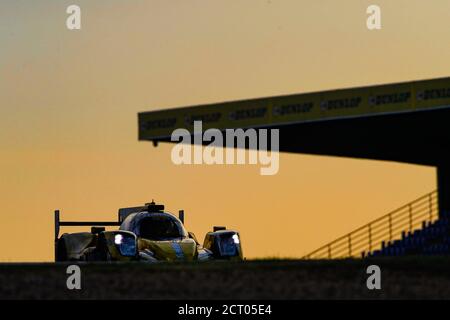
<box><xmin>114</xmin><ymin>233</ymin><xmax>136</xmax><ymax>256</ymax></box>
<box><xmin>218</xmin><ymin>233</ymin><xmax>240</xmax><ymax>257</ymax></box>
<box><xmin>114</xmin><ymin>234</ymin><xmax>123</xmax><ymax>245</ymax></box>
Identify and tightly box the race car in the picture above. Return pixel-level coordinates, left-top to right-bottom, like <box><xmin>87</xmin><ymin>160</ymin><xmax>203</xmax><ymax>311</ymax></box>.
<box><xmin>54</xmin><ymin>201</ymin><xmax>243</xmax><ymax>262</ymax></box>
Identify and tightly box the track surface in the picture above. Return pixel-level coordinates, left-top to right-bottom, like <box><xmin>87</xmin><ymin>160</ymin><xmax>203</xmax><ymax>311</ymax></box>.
<box><xmin>1</xmin><ymin>258</ymin><xmax>450</xmax><ymax>299</ymax></box>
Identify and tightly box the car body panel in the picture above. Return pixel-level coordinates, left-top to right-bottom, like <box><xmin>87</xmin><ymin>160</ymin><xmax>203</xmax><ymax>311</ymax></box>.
<box><xmin>138</xmin><ymin>238</ymin><xmax>197</xmax><ymax>261</ymax></box>
<box><xmin>60</xmin><ymin>232</ymin><xmax>95</xmax><ymax>260</ymax></box>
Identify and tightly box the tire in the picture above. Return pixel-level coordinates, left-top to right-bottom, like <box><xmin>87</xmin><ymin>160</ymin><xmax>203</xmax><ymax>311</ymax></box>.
<box><xmin>96</xmin><ymin>234</ymin><xmax>112</xmax><ymax>261</ymax></box>
<box><xmin>55</xmin><ymin>238</ymin><xmax>68</xmax><ymax>262</ymax></box>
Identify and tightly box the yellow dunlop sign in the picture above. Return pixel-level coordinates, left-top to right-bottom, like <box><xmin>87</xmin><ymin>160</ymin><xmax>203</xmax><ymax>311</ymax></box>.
<box><xmin>138</xmin><ymin>76</ymin><xmax>450</xmax><ymax>141</ymax></box>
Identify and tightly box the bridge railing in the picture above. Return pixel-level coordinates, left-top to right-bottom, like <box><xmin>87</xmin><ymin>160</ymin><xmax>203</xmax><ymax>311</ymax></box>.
<box><xmin>303</xmin><ymin>190</ymin><xmax>438</xmax><ymax>259</ymax></box>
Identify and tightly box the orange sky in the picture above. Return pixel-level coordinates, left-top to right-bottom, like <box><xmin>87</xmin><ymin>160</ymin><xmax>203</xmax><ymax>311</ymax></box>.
<box><xmin>1</xmin><ymin>0</ymin><xmax>447</xmax><ymax>261</ymax></box>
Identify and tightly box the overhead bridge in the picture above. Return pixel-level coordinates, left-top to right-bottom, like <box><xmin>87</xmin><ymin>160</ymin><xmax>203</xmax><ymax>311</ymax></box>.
<box><xmin>138</xmin><ymin>76</ymin><xmax>450</xmax><ymax>216</ymax></box>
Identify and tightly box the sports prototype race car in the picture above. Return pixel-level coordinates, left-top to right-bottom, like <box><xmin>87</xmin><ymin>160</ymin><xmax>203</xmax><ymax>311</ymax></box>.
<box><xmin>54</xmin><ymin>201</ymin><xmax>243</xmax><ymax>262</ymax></box>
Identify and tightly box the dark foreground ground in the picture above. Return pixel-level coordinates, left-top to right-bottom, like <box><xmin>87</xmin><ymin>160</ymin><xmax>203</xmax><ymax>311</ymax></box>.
<box><xmin>1</xmin><ymin>257</ymin><xmax>450</xmax><ymax>299</ymax></box>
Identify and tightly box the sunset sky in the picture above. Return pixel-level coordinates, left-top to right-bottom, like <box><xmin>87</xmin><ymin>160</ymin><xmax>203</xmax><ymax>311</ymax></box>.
<box><xmin>1</xmin><ymin>0</ymin><xmax>448</xmax><ymax>261</ymax></box>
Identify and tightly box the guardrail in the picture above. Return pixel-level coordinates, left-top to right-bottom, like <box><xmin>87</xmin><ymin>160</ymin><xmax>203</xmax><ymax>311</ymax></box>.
<box><xmin>303</xmin><ymin>190</ymin><xmax>438</xmax><ymax>259</ymax></box>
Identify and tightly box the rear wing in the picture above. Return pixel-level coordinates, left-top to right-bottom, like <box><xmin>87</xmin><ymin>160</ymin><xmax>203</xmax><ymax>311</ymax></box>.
<box><xmin>54</xmin><ymin>210</ymin><xmax>120</xmax><ymax>241</ymax></box>
<box><xmin>54</xmin><ymin>205</ymin><xmax>186</xmax><ymax>240</ymax></box>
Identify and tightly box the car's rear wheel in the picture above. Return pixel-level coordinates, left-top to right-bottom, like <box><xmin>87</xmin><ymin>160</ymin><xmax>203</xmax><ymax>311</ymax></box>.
<box><xmin>55</xmin><ymin>238</ymin><xmax>68</xmax><ymax>262</ymax></box>
<box><xmin>95</xmin><ymin>234</ymin><xmax>113</xmax><ymax>261</ymax></box>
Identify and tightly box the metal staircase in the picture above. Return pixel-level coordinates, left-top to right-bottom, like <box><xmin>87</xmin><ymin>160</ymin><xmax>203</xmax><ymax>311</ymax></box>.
<box><xmin>303</xmin><ymin>190</ymin><xmax>438</xmax><ymax>259</ymax></box>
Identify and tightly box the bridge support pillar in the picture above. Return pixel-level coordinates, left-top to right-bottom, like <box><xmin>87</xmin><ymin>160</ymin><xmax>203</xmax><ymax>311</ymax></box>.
<box><xmin>437</xmin><ymin>165</ymin><xmax>450</xmax><ymax>218</ymax></box>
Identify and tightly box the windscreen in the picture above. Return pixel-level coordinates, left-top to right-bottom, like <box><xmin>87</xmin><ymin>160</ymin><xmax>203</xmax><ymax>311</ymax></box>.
<box><xmin>138</xmin><ymin>214</ymin><xmax>186</xmax><ymax>240</ymax></box>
